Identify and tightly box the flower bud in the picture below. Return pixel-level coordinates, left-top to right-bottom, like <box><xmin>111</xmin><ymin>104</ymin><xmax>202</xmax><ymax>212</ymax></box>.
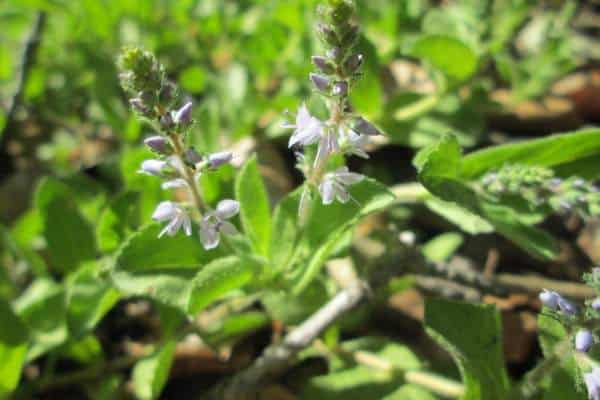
<box><xmin>340</xmin><ymin>24</ymin><xmax>359</xmax><ymax>47</ymax></box>
<box><xmin>159</xmin><ymin>81</ymin><xmax>176</xmax><ymax>105</ymax></box>
<box><xmin>592</xmin><ymin>298</ymin><xmax>600</xmax><ymax>310</ymax></box>
<box><xmin>172</xmin><ymin>101</ymin><xmax>193</xmax><ymax>125</ymax></box>
<box><xmin>185</xmin><ymin>147</ymin><xmax>203</xmax><ymax>165</ymax></box>
<box><xmin>326</xmin><ymin>47</ymin><xmax>344</xmax><ymax>63</ymax></box>
<box><xmin>144</xmin><ymin>136</ymin><xmax>171</xmax><ymax>155</ymax></box>
<box><xmin>160</xmin><ymin>113</ymin><xmax>174</xmax><ymax>129</ymax></box>
<box><xmin>208</xmin><ymin>151</ymin><xmax>232</xmax><ymax>169</ymax></box>
<box><xmin>312</xmin><ymin>56</ymin><xmax>335</xmax><ymax>74</ymax></box>
<box><xmin>332</xmin><ymin>81</ymin><xmax>348</xmax><ymax>96</ymax></box>
<box><xmin>539</xmin><ymin>289</ymin><xmax>560</xmax><ymax>310</ymax></box>
<box><xmin>310</xmin><ymin>73</ymin><xmax>330</xmax><ymax>92</ymax></box>
<box><xmin>354</xmin><ymin>117</ymin><xmax>382</xmax><ymax>136</ymax></box>
<box><xmin>343</xmin><ymin>53</ymin><xmax>363</xmax><ymax>74</ymax></box>
<box><xmin>317</xmin><ymin>24</ymin><xmax>339</xmax><ymax>46</ymax></box>
<box><xmin>140</xmin><ymin>159</ymin><xmax>167</xmax><ymax>176</ymax></box>
<box><xmin>576</xmin><ymin>330</ymin><xmax>594</xmax><ymax>352</ymax></box>
<box><xmin>129</xmin><ymin>97</ymin><xmax>147</xmax><ymax>114</ymax></box>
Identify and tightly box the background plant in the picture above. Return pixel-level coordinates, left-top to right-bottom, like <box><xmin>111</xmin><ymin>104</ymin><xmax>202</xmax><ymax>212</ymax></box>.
<box><xmin>0</xmin><ymin>0</ymin><xmax>599</xmax><ymax>399</ymax></box>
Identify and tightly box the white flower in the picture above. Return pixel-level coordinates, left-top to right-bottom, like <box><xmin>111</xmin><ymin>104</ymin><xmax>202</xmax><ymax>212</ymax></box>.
<box><xmin>314</xmin><ymin>128</ymin><xmax>339</xmax><ymax>167</ymax></box>
<box><xmin>152</xmin><ymin>201</ymin><xmax>192</xmax><ymax>238</ymax></box>
<box><xmin>345</xmin><ymin>128</ymin><xmax>369</xmax><ymax>159</ymax></box>
<box><xmin>139</xmin><ymin>159</ymin><xmax>167</xmax><ymax>176</ymax></box>
<box><xmin>319</xmin><ymin>166</ymin><xmax>364</xmax><ymax>205</ymax></box>
<box><xmin>199</xmin><ymin>199</ymin><xmax>239</xmax><ymax>250</ymax></box>
<box><xmin>285</xmin><ymin>103</ymin><xmax>323</xmax><ymax>148</ymax></box>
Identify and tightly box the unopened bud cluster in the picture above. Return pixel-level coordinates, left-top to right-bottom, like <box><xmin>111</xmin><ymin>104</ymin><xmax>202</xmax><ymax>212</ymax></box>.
<box><xmin>119</xmin><ymin>48</ymin><xmax>237</xmax><ymax>250</ymax></box>
<box><xmin>282</xmin><ymin>0</ymin><xmax>382</xmax><ymax>218</ymax></box>
<box><xmin>481</xmin><ymin>165</ymin><xmax>599</xmax><ymax>219</ymax></box>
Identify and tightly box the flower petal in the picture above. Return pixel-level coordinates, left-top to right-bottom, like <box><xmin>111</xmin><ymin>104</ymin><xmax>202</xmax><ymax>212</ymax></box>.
<box><xmin>152</xmin><ymin>201</ymin><xmax>177</xmax><ymax>221</ymax></box>
<box><xmin>199</xmin><ymin>220</ymin><xmax>220</xmax><ymax>250</ymax></box>
<box><xmin>161</xmin><ymin>178</ymin><xmax>188</xmax><ymax>190</ymax></box>
<box><xmin>216</xmin><ymin>199</ymin><xmax>240</xmax><ymax>219</ymax></box>
<box><xmin>319</xmin><ymin>179</ymin><xmax>335</xmax><ymax>205</ymax></box>
<box><xmin>219</xmin><ymin>221</ymin><xmax>238</xmax><ymax>236</ymax></box>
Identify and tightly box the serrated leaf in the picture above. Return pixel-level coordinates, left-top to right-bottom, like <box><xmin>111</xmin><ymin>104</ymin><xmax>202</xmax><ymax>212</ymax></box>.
<box><xmin>0</xmin><ymin>298</ymin><xmax>28</xmax><ymax>396</ymax></box>
<box><xmin>235</xmin><ymin>155</ymin><xmax>271</xmax><ymax>256</ymax></box>
<box><xmin>409</xmin><ymin>34</ymin><xmax>478</xmax><ymax>81</ymax></box>
<box><xmin>187</xmin><ymin>256</ymin><xmax>254</xmax><ymax>314</ymax></box>
<box><xmin>425</xmin><ymin>298</ymin><xmax>510</xmax><ymax>400</ymax></box>
<box><xmin>132</xmin><ymin>339</ymin><xmax>176</xmax><ymax>400</ymax></box>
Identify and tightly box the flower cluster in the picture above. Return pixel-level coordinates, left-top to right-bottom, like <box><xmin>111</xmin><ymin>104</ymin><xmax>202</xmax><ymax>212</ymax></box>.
<box><xmin>481</xmin><ymin>165</ymin><xmax>599</xmax><ymax>219</ymax></box>
<box><xmin>119</xmin><ymin>48</ymin><xmax>238</xmax><ymax>250</ymax></box>
<box><xmin>539</xmin><ymin>275</ymin><xmax>600</xmax><ymax>399</ymax></box>
<box><xmin>281</xmin><ymin>0</ymin><xmax>382</xmax><ymax>217</ymax></box>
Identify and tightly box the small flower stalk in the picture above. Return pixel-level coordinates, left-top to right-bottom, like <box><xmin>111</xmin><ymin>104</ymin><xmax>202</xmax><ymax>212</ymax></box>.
<box><xmin>281</xmin><ymin>0</ymin><xmax>382</xmax><ymax>220</ymax></box>
<box><xmin>119</xmin><ymin>47</ymin><xmax>237</xmax><ymax>250</ymax></box>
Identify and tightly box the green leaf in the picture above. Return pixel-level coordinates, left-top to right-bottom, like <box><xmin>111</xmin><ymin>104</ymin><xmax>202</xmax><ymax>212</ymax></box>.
<box><xmin>414</xmin><ymin>135</ymin><xmax>559</xmax><ymax>259</ymax></box>
<box><xmin>14</xmin><ymin>278</ymin><xmax>68</xmax><ymax>360</ymax></box>
<box><xmin>425</xmin><ymin>298</ymin><xmax>510</xmax><ymax>400</ymax></box>
<box><xmin>66</xmin><ymin>263</ymin><xmax>120</xmax><ymax>338</ymax></box>
<box><xmin>269</xmin><ymin>189</ymin><xmax>302</xmax><ymax>269</ymax></box>
<box><xmin>235</xmin><ymin>155</ymin><xmax>271</xmax><ymax>256</ymax></box>
<box><xmin>350</xmin><ymin>35</ymin><xmax>383</xmax><ymax>119</ymax></box>
<box><xmin>132</xmin><ymin>339</ymin><xmax>176</xmax><ymax>400</ymax></box>
<box><xmin>35</xmin><ymin>177</ymin><xmax>96</xmax><ymax>273</ymax></box>
<box><xmin>96</xmin><ymin>191</ymin><xmax>141</xmax><ymax>253</ymax></box>
<box><xmin>302</xmin><ymin>338</ymin><xmax>428</xmax><ymax>400</ymax></box>
<box><xmin>187</xmin><ymin>256</ymin><xmax>255</xmax><ymax>314</ymax></box>
<box><xmin>461</xmin><ymin>129</ymin><xmax>600</xmax><ymax>179</ymax></box>
<box><xmin>424</xmin><ymin>198</ymin><xmax>494</xmax><ymax>234</ymax></box>
<box><xmin>111</xmin><ymin>224</ymin><xmax>224</xmax><ymax>310</ymax></box>
<box><xmin>293</xmin><ymin>178</ymin><xmax>395</xmax><ymax>294</ymax></box>
<box><xmin>178</xmin><ymin>65</ymin><xmax>206</xmax><ymax>93</ymax></box>
<box><xmin>422</xmin><ymin>232</ymin><xmax>463</xmax><ymax>262</ymax></box>
<box><xmin>409</xmin><ymin>34</ymin><xmax>478</xmax><ymax>81</ymax></box>
<box><xmin>203</xmin><ymin>311</ymin><xmax>270</xmax><ymax>346</ymax></box>
<box><xmin>0</xmin><ymin>298</ymin><xmax>28</xmax><ymax>396</ymax></box>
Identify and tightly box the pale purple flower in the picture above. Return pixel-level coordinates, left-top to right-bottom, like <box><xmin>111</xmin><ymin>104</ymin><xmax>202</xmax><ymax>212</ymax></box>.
<box><xmin>199</xmin><ymin>199</ymin><xmax>239</xmax><ymax>250</ymax></box>
<box><xmin>319</xmin><ymin>166</ymin><xmax>364</xmax><ymax>205</ymax></box>
<box><xmin>208</xmin><ymin>151</ymin><xmax>232</xmax><ymax>169</ymax></box>
<box><xmin>139</xmin><ymin>159</ymin><xmax>167</xmax><ymax>176</ymax></box>
<box><xmin>285</xmin><ymin>104</ymin><xmax>323</xmax><ymax>148</ymax></box>
<box><xmin>585</xmin><ymin>368</ymin><xmax>600</xmax><ymax>400</ymax></box>
<box><xmin>144</xmin><ymin>136</ymin><xmax>170</xmax><ymax>154</ymax></box>
<box><xmin>539</xmin><ymin>289</ymin><xmax>560</xmax><ymax>310</ymax></box>
<box><xmin>345</xmin><ymin>129</ymin><xmax>369</xmax><ymax>159</ymax></box>
<box><xmin>314</xmin><ymin>128</ymin><xmax>339</xmax><ymax>168</ymax></box>
<box><xmin>152</xmin><ymin>201</ymin><xmax>192</xmax><ymax>238</ymax></box>
<box><xmin>312</xmin><ymin>56</ymin><xmax>334</xmax><ymax>74</ymax></box>
<box><xmin>592</xmin><ymin>298</ymin><xmax>600</xmax><ymax>311</ymax></box>
<box><xmin>171</xmin><ymin>101</ymin><xmax>193</xmax><ymax>125</ymax></box>
<box><xmin>576</xmin><ymin>330</ymin><xmax>594</xmax><ymax>352</ymax></box>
